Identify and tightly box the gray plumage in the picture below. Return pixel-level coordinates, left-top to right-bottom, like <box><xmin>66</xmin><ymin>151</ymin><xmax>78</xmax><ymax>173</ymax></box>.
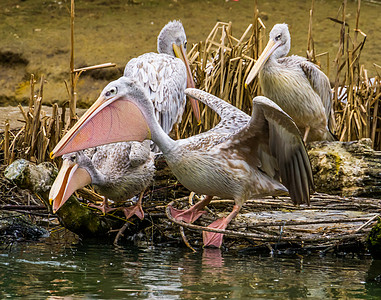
<box><xmin>71</xmin><ymin>141</ymin><xmax>154</xmax><ymax>204</ymax></box>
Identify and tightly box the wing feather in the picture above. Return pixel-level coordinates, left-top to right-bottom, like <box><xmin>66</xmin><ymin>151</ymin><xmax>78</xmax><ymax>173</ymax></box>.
<box><xmin>184</xmin><ymin>89</ymin><xmax>313</xmax><ymax>205</ymax></box>
<box><xmin>227</xmin><ymin>96</ymin><xmax>313</xmax><ymax>205</ymax></box>
<box><xmin>185</xmin><ymin>88</ymin><xmax>249</xmax><ymax>135</ymax></box>
<box><xmin>294</xmin><ymin>57</ymin><xmax>334</xmax><ymax>131</ymax></box>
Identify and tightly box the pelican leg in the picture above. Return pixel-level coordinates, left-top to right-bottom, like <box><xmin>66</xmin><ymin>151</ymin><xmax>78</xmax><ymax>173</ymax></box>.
<box><xmin>203</xmin><ymin>204</ymin><xmax>241</xmax><ymax>248</ymax></box>
<box><xmin>303</xmin><ymin>126</ymin><xmax>311</xmax><ymax>143</ymax></box>
<box><xmin>89</xmin><ymin>196</ymin><xmax>114</xmax><ymax>215</ymax></box>
<box><xmin>121</xmin><ymin>191</ymin><xmax>145</xmax><ymax>220</ymax></box>
<box><xmin>169</xmin><ymin>195</ymin><xmax>213</xmax><ymax>223</ymax></box>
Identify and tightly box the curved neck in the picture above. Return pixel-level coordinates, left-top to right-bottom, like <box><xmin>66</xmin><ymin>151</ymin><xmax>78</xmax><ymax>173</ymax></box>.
<box><xmin>144</xmin><ymin>108</ymin><xmax>176</xmax><ymax>155</ymax></box>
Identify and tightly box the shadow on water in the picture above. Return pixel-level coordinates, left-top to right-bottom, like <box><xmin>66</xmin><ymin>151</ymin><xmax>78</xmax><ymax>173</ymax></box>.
<box><xmin>1</xmin><ymin>240</ymin><xmax>381</xmax><ymax>298</ymax></box>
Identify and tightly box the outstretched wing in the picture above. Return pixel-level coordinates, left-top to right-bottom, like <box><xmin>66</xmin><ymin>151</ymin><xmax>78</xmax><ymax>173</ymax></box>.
<box><xmin>124</xmin><ymin>53</ymin><xmax>187</xmax><ymax>134</ymax></box>
<box><xmin>185</xmin><ymin>88</ymin><xmax>250</xmax><ymax>135</ymax></box>
<box><xmin>226</xmin><ymin>96</ymin><xmax>314</xmax><ymax>205</ymax></box>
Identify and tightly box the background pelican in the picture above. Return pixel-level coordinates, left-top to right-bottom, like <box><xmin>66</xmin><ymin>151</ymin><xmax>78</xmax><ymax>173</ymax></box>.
<box><xmin>245</xmin><ymin>23</ymin><xmax>335</xmax><ymax>142</ymax></box>
<box><xmin>51</xmin><ymin>77</ymin><xmax>314</xmax><ymax>248</ymax></box>
<box><xmin>49</xmin><ymin>141</ymin><xmax>154</xmax><ymax>220</ymax></box>
<box><xmin>124</xmin><ymin>20</ymin><xmax>200</xmax><ymax>137</ymax></box>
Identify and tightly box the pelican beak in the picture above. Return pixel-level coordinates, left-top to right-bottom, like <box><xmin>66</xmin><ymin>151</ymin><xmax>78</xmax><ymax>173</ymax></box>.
<box><xmin>245</xmin><ymin>39</ymin><xmax>281</xmax><ymax>87</ymax></box>
<box><xmin>49</xmin><ymin>159</ymin><xmax>91</xmax><ymax>213</ymax></box>
<box><xmin>51</xmin><ymin>93</ymin><xmax>151</xmax><ymax>158</ymax></box>
<box><xmin>173</xmin><ymin>43</ymin><xmax>201</xmax><ymax>125</ymax></box>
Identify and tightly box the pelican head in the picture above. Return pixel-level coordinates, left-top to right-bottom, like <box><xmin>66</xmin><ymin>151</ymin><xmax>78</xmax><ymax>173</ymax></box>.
<box><xmin>51</xmin><ymin>77</ymin><xmax>153</xmax><ymax>159</ymax></box>
<box><xmin>245</xmin><ymin>23</ymin><xmax>291</xmax><ymax>86</ymax></box>
<box><xmin>49</xmin><ymin>151</ymin><xmax>92</xmax><ymax>213</ymax></box>
<box><xmin>157</xmin><ymin>20</ymin><xmax>187</xmax><ymax>56</ymax></box>
<box><xmin>157</xmin><ymin>20</ymin><xmax>200</xmax><ymax>123</ymax></box>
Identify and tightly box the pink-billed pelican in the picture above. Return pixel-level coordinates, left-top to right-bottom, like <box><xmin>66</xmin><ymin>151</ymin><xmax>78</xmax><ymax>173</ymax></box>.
<box><xmin>124</xmin><ymin>20</ymin><xmax>200</xmax><ymax>136</ymax></box>
<box><xmin>49</xmin><ymin>141</ymin><xmax>155</xmax><ymax>220</ymax></box>
<box><xmin>51</xmin><ymin>77</ymin><xmax>313</xmax><ymax>248</ymax></box>
<box><xmin>245</xmin><ymin>23</ymin><xmax>335</xmax><ymax>142</ymax></box>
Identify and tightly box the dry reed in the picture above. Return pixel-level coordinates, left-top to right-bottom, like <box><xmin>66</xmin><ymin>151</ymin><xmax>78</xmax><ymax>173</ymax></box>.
<box><xmin>180</xmin><ymin>0</ymin><xmax>380</xmax><ymax>150</ymax></box>
<box><xmin>1</xmin><ymin>0</ymin><xmax>115</xmax><ymax>166</ymax></box>
<box><xmin>179</xmin><ymin>1</ymin><xmax>266</xmax><ymax>138</ymax></box>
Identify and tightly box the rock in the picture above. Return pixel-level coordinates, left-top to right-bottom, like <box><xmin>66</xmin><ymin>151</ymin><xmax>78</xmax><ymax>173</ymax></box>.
<box><xmin>367</xmin><ymin>218</ymin><xmax>381</xmax><ymax>259</ymax></box>
<box><xmin>4</xmin><ymin>159</ymin><xmax>57</xmax><ymax>201</ymax></box>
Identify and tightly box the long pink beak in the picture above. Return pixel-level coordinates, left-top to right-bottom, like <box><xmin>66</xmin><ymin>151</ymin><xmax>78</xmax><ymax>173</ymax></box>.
<box><xmin>51</xmin><ymin>94</ymin><xmax>150</xmax><ymax>158</ymax></box>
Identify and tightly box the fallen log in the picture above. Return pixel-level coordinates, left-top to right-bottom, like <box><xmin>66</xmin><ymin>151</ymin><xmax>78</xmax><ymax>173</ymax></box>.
<box><xmin>307</xmin><ymin>138</ymin><xmax>381</xmax><ymax>198</ymax></box>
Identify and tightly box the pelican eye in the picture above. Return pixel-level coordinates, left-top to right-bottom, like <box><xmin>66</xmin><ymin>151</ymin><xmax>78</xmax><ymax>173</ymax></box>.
<box><xmin>275</xmin><ymin>33</ymin><xmax>282</xmax><ymax>41</ymax></box>
<box><xmin>184</xmin><ymin>41</ymin><xmax>187</xmax><ymax>49</ymax></box>
<box><xmin>105</xmin><ymin>87</ymin><xmax>118</xmax><ymax>97</ymax></box>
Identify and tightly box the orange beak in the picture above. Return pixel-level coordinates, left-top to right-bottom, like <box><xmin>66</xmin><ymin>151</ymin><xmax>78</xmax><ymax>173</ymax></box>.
<box><xmin>51</xmin><ymin>94</ymin><xmax>150</xmax><ymax>158</ymax></box>
<box><xmin>49</xmin><ymin>158</ymin><xmax>91</xmax><ymax>213</ymax></box>
<box><xmin>173</xmin><ymin>43</ymin><xmax>201</xmax><ymax>125</ymax></box>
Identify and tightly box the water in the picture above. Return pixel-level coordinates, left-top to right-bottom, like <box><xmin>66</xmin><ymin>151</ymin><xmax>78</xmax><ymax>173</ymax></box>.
<box><xmin>1</xmin><ymin>241</ymin><xmax>381</xmax><ymax>299</ymax></box>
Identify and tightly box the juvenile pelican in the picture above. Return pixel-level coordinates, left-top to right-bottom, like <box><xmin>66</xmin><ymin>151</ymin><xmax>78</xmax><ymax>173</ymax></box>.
<box><xmin>49</xmin><ymin>141</ymin><xmax>155</xmax><ymax>220</ymax></box>
<box><xmin>124</xmin><ymin>20</ymin><xmax>200</xmax><ymax>136</ymax></box>
<box><xmin>245</xmin><ymin>23</ymin><xmax>335</xmax><ymax>142</ymax></box>
<box><xmin>51</xmin><ymin>77</ymin><xmax>313</xmax><ymax>248</ymax></box>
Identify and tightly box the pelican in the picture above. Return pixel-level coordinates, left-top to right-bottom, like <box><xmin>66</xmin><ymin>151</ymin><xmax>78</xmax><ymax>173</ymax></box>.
<box><xmin>49</xmin><ymin>141</ymin><xmax>155</xmax><ymax>220</ymax></box>
<box><xmin>245</xmin><ymin>23</ymin><xmax>335</xmax><ymax>142</ymax></box>
<box><xmin>51</xmin><ymin>77</ymin><xmax>313</xmax><ymax>248</ymax></box>
<box><xmin>124</xmin><ymin>20</ymin><xmax>200</xmax><ymax>136</ymax></box>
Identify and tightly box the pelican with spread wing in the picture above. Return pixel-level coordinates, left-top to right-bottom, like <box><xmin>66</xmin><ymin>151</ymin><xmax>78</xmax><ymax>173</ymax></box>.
<box><xmin>51</xmin><ymin>77</ymin><xmax>313</xmax><ymax>248</ymax></box>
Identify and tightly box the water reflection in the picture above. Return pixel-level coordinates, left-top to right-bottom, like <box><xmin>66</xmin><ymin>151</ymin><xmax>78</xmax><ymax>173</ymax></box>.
<box><xmin>0</xmin><ymin>241</ymin><xmax>380</xmax><ymax>299</ymax></box>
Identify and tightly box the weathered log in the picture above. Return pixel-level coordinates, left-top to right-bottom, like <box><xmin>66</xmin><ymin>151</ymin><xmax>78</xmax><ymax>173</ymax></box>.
<box><xmin>307</xmin><ymin>138</ymin><xmax>381</xmax><ymax>198</ymax></box>
<box><xmin>3</xmin><ymin>138</ymin><xmax>381</xmax><ymax>253</ymax></box>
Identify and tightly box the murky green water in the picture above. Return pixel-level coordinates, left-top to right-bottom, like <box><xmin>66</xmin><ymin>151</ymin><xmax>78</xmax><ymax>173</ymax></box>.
<box><xmin>1</xmin><ymin>241</ymin><xmax>381</xmax><ymax>299</ymax></box>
